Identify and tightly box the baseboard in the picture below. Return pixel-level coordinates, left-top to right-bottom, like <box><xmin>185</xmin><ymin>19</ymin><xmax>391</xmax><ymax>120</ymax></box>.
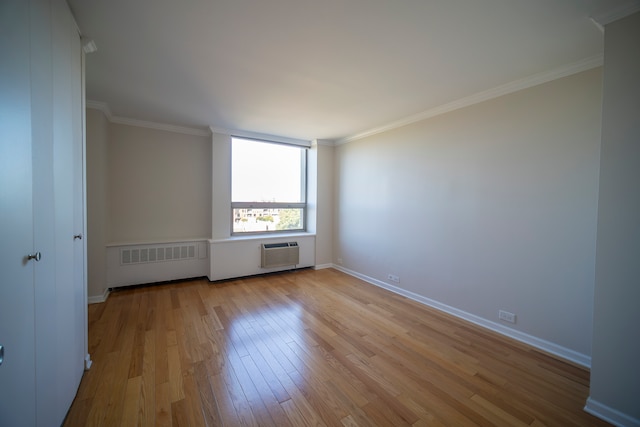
<box><xmin>585</xmin><ymin>397</ymin><xmax>640</xmax><ymax>427</ymax></box>
<box><xmin>331</xmin><ymin>264</ymin><xmax>591</xmax><ymax>368</ymax></box>
<box><xmin>313</xmin><ymin>263</ymin><xmax>333</xmax><ymax>270</ymax></box>
<box><xmin>87</xmin><ymin>287</ymin><xmax>110</xmax><ymax>304</ymax></box>
<box><xmin>84</xmin><ymin>353</ymin><xmax>93</xmax><ymax>370</ymax></box>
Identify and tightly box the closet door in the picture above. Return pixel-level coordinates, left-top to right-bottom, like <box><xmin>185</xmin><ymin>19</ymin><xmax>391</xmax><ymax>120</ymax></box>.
<box><xmin>33</xmin><ymin>0</ymin><xmax>86</xmax><ymax>423</ymax></box>
<box><xmin>0</xmin><ymin>0</ymin><xmax>85</xmax><ymax>425</ymax></box>
<box><xmin>0</xmin><ymin>1</ymin><xmax>37</xmax><ymax>426</ymax></box>
<box><xmin>51</xmin><ymin>0</ymin><xmax>86</xmax><ymax>419</ymax></box>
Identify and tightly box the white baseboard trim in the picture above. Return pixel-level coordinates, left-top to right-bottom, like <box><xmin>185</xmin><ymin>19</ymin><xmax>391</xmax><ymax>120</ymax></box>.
<box><xmin>313</xmin><ymin>263</ymin><xmax>334</xmax><ymax>270</ymax></box>
<box><xmin>585</xmin><ymin>397</ymin><xmax>640</xmax><ymax>427</ymax></box>
<box><xmin>84</xmin><ymin>353</ymin><xmax>93</xmax><ymax>371</ymax></box>
<box><xmin>88</xmin><ymin>287</ymin><xmax>110</xmax><ymax>304</ymax></box>
<box><xmin>331</xmin><ymin>264</ymin><xmax>591</xmax><ymax>368</ymax></box>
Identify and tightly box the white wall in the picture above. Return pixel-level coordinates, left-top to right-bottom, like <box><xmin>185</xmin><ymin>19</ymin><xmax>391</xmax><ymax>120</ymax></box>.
<box><xmin>211</xmin><ymin>132</ymin><xmax>231</xmax><ymax>239</ymax></box>
<box><xmin>334</xmin><ymin>68</ymin><xmax>603</xmax><ymax>360</ymax></box>
<box><xmin>308</xmin><ymin>140</ymin><xmax>334</xmax><ymax>267</ymax></box>
<box><xmin>587</xmin><ymin>11</ymin><xmax>640</xmax><ymax>426</ymax></box>
<box><xmin>86</xmin><ymin>108</ymin><xmax>109</xmax><ymax>299</ymax></box>
<box><xmin>314</xmin><ymin>142</ymin><xmax>334</xmax><ymax>266</ymax></box>
<box><xmin>108</xmin><ymin>123</ymin><xmax>212</xmax><ymax>242</ymax></box>
<box><xmin>85</xmin><ymin>114</ymin><xmax>212</xmax><ymax>299</ymax></box>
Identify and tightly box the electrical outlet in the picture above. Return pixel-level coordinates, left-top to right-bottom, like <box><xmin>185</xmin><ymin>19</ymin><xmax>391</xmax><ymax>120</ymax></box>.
<box><xmin>387</xmin><ymin>274</ymin><xmax>400</xmax><ymax>283</ymax></box>
<box><xmin>337</xmin><ymin>258</ymin><xmax>343</xmax><ymax>265</ymax></box>
<box><xmin>498</xmin><ymin>310</ymin><xmax>517</xmax><ymax>324</ymax></box>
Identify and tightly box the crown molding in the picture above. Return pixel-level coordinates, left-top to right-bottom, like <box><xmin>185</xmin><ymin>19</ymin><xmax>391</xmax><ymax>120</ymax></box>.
<box><xmin>88</xmin><ymin>51</ymin><xmax>605</xmax><ymax>146</ymax></box>
<box><xmin>312</xmin><ymin>139</ymin><xmax>335</xmax><ymax>147</ymax></box>
<box><xmin>589</xmin><ymin>17</ymin><xmax>605</xmax><ymax>34</ymax></box>
<box><xmin>336</xmin><ymin>54</ymin><xmax>604</xmax><ymax>145</ymax></box>
<box><xmin>210</xmin><ymin>126</ymin><xmax>312</xmax><ymax>147</ymax></box>
<box><xmin>590</xmin><ymin>0</ymin><xmax>640</xmax><ymax>27</ymax></box>
<box><xmin>86</xmin><ymin>100</ymin><xmax>211</xmax><ymax>137</ymax></box>
<box><xmin>86</xmin><ymin>100</ymin><xmax>112</xmax><ymax>120</ymax></box>
<box><xmin>110</xmin><ymin>116</ymin><xmax>211</xmax><ymax>137</ymax></box>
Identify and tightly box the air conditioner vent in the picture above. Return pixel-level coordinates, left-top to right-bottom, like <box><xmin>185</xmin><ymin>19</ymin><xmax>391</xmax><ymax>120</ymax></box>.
<box><xmin>261</xmin><ymin>242</ymin><xmax>299</xmax><ymax>268</ymax></box>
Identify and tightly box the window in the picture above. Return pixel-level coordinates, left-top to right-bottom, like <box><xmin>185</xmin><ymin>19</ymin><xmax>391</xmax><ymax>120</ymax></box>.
<box><xmin>231</xmin><ymin>137</ymin><xmax>306</xmax><ymax>234</ymax></box>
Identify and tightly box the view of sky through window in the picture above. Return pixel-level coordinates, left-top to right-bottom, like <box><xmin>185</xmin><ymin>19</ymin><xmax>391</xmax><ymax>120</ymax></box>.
<box><xmin>232</xmin><ymin>138</ymin><xmax>303</xmax><ymax>203</ymax></box>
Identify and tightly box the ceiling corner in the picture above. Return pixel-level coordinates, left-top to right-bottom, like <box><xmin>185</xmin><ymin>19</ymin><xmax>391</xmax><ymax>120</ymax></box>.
<box><xmin>591</xmin><ymin>0</ymin><xmax>640</xmax><ymax>27</ymax></box>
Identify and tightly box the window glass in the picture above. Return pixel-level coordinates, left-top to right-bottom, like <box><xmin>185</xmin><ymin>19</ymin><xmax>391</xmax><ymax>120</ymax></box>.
<box><xmin>232</xmin><ymin>138</ymin><xmax>304</xmax><ymax>203</ymax></box>
<box><xmin>231</xmin><ymin>138</ymin><xmax>306</xmax><ymax>234</ymax></box>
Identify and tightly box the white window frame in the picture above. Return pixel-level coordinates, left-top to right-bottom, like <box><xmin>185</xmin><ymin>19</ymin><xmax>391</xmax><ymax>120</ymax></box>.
<box><xmin>230</xmin><ymin>137</ymin><xmax>307</xmax><ymax>235</ymax></box>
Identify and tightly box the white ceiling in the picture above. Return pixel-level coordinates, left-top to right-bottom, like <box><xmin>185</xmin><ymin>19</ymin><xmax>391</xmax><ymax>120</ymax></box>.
<box><xmin>68</xmin><ymin>0</ymin><xmax>630</xmax><ymax>142</ymax></box>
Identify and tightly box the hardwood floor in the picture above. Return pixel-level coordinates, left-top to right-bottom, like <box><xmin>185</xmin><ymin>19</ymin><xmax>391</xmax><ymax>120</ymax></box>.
<box><xmin>64</xmin><ymin>268</ymin><xmax>608</xmax><ymax>426</ymax></box>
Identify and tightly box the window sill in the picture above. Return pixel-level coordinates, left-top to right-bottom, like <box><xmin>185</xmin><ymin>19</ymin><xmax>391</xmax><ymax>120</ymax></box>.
<box><xmin>106</xmin><ymin>237</ymin><xmax>210</xmax><ymax>247</ymax></box>
<box><xmin>209</xmin><ymin>232</ymin><xmax>315</xmax><ymax>244</ymax></box>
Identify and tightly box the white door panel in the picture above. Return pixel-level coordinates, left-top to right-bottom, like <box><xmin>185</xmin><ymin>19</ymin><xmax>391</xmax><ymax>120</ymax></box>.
<box><xmin>31</xmin><ymin>0</ymin><xmax>60</xmax><ymax>423</ymax></box>
<box><xmin>51</xmin><ymin>0</ymin><xmax>85</xmax><ymax>421</ymax></box>
<box><xmin>0</xmin><ymin>1</ymin><xmax>37</xmax><ymax>426</ymax></box>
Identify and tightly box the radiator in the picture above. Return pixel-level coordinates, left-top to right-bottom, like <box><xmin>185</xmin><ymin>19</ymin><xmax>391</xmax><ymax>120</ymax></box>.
<box><xmin>107</xmin><ymin>240</ymin><xmax>209</xmax><ymax>289</ymax></box>
<box><xmin>120</xmin><ymin>244</ymin><xmax>200</xmax><ymax>265</ymax></box>
<box><xmin>261</xmin><ymin>242</ymin><xmax>299</xmax><ymax>268</ymax></box>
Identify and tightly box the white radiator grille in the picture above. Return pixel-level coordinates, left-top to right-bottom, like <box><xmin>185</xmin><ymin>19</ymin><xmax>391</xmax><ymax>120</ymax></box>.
<box><xmin>121</xmin><ymin>244</ymin><xmax>202</xmax><ymax>266</ymax></box>
<box><xmin>261</xmin><ymin>242</ymin><xmax>299</xmax><ymax>268</ymax></box>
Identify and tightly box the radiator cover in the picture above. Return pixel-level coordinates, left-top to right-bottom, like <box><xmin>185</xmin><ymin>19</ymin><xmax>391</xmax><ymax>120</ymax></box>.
<box><xmin>106</xmin><ymin>240</ymin><xmax>210</xmax><ymax>289</ymax></box>
<box><xmin>261</xmin><ymin>242</ymin><xmax>299</xmax><ymax>268</ymax></box>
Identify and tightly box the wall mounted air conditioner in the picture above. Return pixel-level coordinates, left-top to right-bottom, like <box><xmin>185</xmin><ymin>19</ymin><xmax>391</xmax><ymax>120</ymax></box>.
<box><xmin>261</xmin><ymin>242</ymin><xmax>299</xmax><ymax>268</ymax></box>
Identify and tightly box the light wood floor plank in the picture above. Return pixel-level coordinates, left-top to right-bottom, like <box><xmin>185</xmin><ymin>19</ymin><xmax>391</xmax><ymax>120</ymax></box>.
<box><xmin>120</xmin><ymin>376</ymin><xmax>142</xmax><ymax>426</ymax></box>
<box><xmin>140</xmin><ymin>329</ymin><xmax>156</xmax><ymax>427</ymax></box>
<box><xmin>65</xmin><ymin>269</ymin><xmax>610</xmax><ymax>427</ymax></box>
<box><xmin>155</xmin><ymin>381</ymin><xmax>172</xmax><ymax>427</ymax></box>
